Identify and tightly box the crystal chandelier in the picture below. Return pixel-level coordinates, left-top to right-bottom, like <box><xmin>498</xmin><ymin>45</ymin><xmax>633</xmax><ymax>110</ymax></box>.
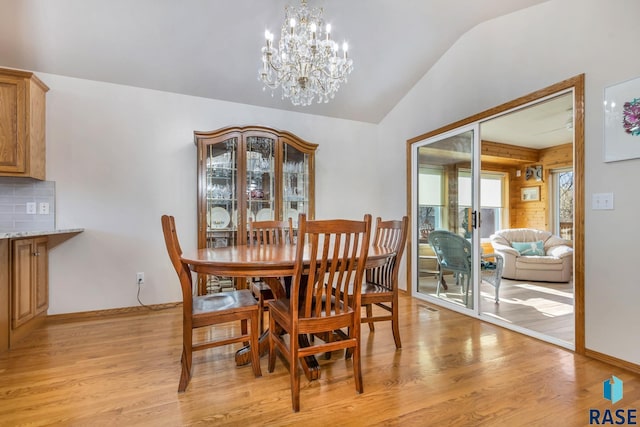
<box><xmin>259</xmin><ymin>0</ymin><xmax>353</xmax><ymax>106</ymax></box>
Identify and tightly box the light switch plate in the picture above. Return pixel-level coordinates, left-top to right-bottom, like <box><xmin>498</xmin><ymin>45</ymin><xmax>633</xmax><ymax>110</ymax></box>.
<box><xmin>592</xmin><ymin>193</ymin><xmax>614</xmax><ymax>210</ymax></box>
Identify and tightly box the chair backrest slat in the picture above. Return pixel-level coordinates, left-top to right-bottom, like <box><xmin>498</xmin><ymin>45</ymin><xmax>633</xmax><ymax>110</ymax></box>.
<box><xmin>248</xmin><ymin>218</ymin><xmax>294</xmax><ymax>246</ymax></box>
<box><xmin>291</xmin><ymin>214</ymin><xmax>372</xmax><ymax>320</ymax></box>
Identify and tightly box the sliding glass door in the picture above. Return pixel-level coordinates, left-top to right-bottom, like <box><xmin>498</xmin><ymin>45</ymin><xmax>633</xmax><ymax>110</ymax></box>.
<box><xmin>408</xmin><ymin>78</ymin><xmax>583</xmax><ymax>351</ymax></box>
<box><xmin>412</xmin><ymin>124</ymin><xmax>481</xmax><ymax>313</ymax></box>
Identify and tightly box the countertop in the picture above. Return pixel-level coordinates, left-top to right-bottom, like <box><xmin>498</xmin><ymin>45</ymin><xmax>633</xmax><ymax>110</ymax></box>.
<box><xmin>0</xmin><ymin>228</ymin><xmax>84</xmax><ymax>239</ymax></box>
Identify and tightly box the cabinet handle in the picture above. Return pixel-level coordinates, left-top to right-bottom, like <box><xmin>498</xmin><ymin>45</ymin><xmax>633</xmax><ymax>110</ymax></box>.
<box><xmin>32</xmin><ymin>252</ymin><xmax>40</xmax><ymax>257</ymax></box>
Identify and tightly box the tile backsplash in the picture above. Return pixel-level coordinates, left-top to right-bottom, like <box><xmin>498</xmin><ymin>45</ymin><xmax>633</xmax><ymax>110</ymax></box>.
<box><xmin>0</xmin><ymin>177</ymin><xmax>55</xmax><ymax>232</ymax></box>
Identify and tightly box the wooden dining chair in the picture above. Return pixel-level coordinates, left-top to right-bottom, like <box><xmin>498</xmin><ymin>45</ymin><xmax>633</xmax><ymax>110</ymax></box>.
<box><xmin>248</xmin><ymin>217</ymin><xmax>294</xmax><ymax>333</ymax></box>
<box><xmin>161</xmin><ymin>215</ymin><xmax>261</xmax><ymax>392</ymax></box>
<box><xmin>267</xmin><ymin>213</ymin><xmax>372</xmax><ymax>412</ymax></box>
<box><xmin>360</xmin><ymin>216</ymin><xmax>408</xmax><ymax>349</ymax></box>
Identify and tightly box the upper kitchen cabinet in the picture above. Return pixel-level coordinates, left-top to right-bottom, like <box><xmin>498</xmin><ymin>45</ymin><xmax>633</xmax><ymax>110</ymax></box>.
<box><xmin>0</xmin><ymin>68</ymin><xmax>49</xmax><ymax>180</ymax></box>
<box><xmin>194</xmin><ymin>126</ymin><xmax>317</xmax><ymax>251</ymax></box>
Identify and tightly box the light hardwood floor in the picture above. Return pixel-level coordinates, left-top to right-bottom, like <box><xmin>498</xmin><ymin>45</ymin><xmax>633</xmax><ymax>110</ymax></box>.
<box><xmin>419</xmin><ymin>274</ymin><xmax>574</xmax><ymax>344</ymax></box>
<box><xmin>480</xmin><ymin>278</ymin><xmax>574</xmax><ymax>343</ymax></box>
<box><xmin>1</xmin><ymin>294</ymin><xmax>638</xmax><ymax>426</ymax></box>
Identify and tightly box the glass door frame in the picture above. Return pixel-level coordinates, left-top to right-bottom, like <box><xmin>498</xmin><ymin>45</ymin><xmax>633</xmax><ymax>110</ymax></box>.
<box><xmin>411</xmin><ymin>123</ymin><xmax>483</xmax><ymax>316</ymax></box>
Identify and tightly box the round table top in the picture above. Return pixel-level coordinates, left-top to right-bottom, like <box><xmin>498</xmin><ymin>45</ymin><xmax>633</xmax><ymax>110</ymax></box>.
<box><xmin>181</xmin><ymin>244</ymin><xmax>395</xmax><ymax>278</ymax></box>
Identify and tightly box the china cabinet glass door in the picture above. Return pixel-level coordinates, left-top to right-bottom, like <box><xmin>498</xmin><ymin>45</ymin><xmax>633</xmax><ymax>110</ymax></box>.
<box><xmin>246</xmin><ymin>135</ymin><xmax>276</xmax><ymax>223</ymax></box>
<box><xmin>282</xmin><ymin>141</ymin><xmax>311</xmax><ymax>230</ymax></box>
<box><xmin>205</xmin><ymin>136</ymin><xmax>238</xmax><ymax>248</ymax></box>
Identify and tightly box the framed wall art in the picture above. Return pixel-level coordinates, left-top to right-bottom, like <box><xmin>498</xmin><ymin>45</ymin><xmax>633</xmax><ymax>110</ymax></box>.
<box><xmin>604</xmin><ymin>76</ymin><xmax>640</xmax><ymax>162</ymax></box>
<box><xmin>521</xmin><ymin>186</ymin><xmax>540</xmax><ymax>202</ymax></box>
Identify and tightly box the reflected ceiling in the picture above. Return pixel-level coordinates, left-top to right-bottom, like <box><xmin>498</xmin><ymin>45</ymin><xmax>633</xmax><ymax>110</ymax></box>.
<box><xmin>481</xmin><ymin>93</ymin><xmax>574</xmax><ymax>149</ymax></box>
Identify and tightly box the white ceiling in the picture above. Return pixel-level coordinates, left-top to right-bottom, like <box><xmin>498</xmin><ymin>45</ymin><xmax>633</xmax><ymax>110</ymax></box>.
<box><xmin>0</xmin><ymin>0</ymin><xmax>549</xmax><ymax>124</ymax></box>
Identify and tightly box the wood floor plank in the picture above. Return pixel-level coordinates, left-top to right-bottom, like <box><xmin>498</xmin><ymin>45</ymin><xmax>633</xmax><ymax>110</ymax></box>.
<box><xmin>0</xmin><ymin>294</ymin><xmax>638</xmax><ymax>426</ymax></box>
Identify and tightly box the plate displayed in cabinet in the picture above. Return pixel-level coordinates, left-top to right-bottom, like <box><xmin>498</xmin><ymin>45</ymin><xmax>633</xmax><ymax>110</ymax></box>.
<box><xmin>256</xmin><ymin>208</ymin><xmax>273</xmax><ymax>221</ymax></box>
<box><xmin>209</xmin><ymin>207</ymin><xmax>230</xmax><ymax>229</ymax></box>
<box><xmin>232</xmin><ymin>209</ymin><xmax>255</xmax><ymax>226</ymax></box>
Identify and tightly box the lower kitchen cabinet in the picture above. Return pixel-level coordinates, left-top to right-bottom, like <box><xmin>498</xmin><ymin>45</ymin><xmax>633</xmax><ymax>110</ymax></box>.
<box><xmin>10</xmin><ymin>237</ymin><xmax>48</xmax><ymax>344</ymax></box>
<box><xmin>11</xmin><ymin>237</ymin><xmax>48</xmax><ymax>329</ymax></box>
<box><xmin>0</xmin><ymin>229</ymin><xmax>82</xmax><ymax>352</ymax></box>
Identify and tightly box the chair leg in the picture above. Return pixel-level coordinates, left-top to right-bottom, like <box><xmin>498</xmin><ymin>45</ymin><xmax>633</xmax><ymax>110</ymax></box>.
<box><xmin>464</xmin><ymin>274</ymin><xmax>471</xmax><ymax>306</ymax></box>
<box><xmin>241</xmin><ymin>318</ymin><xmax>248</xmax><ymax>335</ymax></box>
<box><xmin>258</xmin><ymin>295</ymin><xmax>265</xmax><ymax>334</ymax></box>
<box><xmin>290</xmin><ymin>334</ymin><xmax>300</xmax><ymax>412</ymax></box>
<box><xmin>345</xmin><ymin>327</ymin><xmax>353</xmax><ymax>360</ymax></box>
<box><xmin>178</xmin><ymin>343</ymin><xmax>192</xmax><ymax>392</ymax></box>
<box><xmin>324</xmin><ymin>331</ymin><xmax>333</xmax><ymax>360</ymax></box>
<box><xmin>391</xmin><ymin>299</ymin><xmax>401</xmax><ymax>349</ymax></box>
<box><xmin>268</xmin><ymin>313</ymin><xmax>276</xmax><ymax>373</ymax></box>
<box><xmin>249</xmin><ymin>310</ymin><xmax>262</xmax><ymax>377</ymax></box>
<box><xmin>241</xmin><ymin>319</ymin><xmax>249</xmax><ymax>346</ymax></box>
<box><xmin>352</xmin><ymin>327</ymin><xmax>363</xmax><ymax>394</ymax></box>
<box><xmin>365</xmin><ymin>304</ymin><xmax>375</xmax><ymax>332</ymax></box>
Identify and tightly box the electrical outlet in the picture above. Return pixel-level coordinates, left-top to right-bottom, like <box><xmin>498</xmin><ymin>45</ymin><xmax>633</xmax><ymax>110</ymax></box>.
<box><xmin>26</xmin><ymin>202</ymin><xmax>36</xmax><ymax>214</ymax></box>
<box><xmin>136</xmin><ymin>272</ymin><xmax>145</xmax><ymax>286</ymax></box>
<box><xmin>39</xmin><ymin>202</ymin><xmax>49</xmax><ymax>215</ymax></box>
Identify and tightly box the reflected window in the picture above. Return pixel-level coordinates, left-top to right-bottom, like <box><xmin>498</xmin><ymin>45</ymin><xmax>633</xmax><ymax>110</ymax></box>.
<box><xmin>418</xmin><ymin>167</ymin><xmax>444</xmax><ymax>239</ymax></box>
<box><xmin>554</xmin><ymin>169</ymin><xmax>573</xmax><ymax>240</ymax></box>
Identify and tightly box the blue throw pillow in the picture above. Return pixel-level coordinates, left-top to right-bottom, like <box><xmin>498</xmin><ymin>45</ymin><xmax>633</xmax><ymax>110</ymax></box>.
<box><xmin>511</xmin><ymin>241</ymin><xmax>545</xmax><ymax>256</ymax></box>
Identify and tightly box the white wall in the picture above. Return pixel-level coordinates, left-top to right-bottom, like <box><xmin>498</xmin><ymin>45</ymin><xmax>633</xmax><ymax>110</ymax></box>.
<box><xmin>379</xmin><ymin>0</ymin><xmax>640</xmax><ymax>364</ymax></box>
<box><xmin>42</xmin><ymin>74</ymin><xmax>379</xmax><ymax>314</ymax></box>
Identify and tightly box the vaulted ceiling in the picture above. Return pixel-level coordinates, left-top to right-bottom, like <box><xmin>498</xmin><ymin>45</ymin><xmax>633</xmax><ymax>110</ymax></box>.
<box><xmin>0</xmin><ymin>0</ymin><xmax>548</xmax><ymax>124</ymax></box>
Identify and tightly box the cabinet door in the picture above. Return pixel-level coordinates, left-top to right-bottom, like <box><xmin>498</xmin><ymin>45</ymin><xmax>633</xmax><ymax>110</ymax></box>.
<box><xmin>11</xmin><ymin>239</ymin><xmax>34</xmax><ymax>328</ymax></box>
<box><xmin>200</xmin><ymin>134</ymin><xmax>240</xmax><ymax>249</ymax></box>
<box><xmin>245</xmin><ymin>133</ymin><xmax>276</xmax><ymax>225</ymax></box>
<box><xmin>281</xmin><ymin>138</ymin><xmax>314</xmax><ymax>228</ymax></box>
<box><xmin>34</xmin><ymin>238</ymin><xmax>48</xmax><ymax>315</ymax></box>
<box><xmin>0</xmin><ymin>75</ymin><xmax>26</xmax><ymax>174</ymax></box>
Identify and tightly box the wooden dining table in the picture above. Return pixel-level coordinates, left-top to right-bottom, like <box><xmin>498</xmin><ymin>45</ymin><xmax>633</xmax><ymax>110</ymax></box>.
<box><xmin>180</xmin><ymin>243</ymin><xmax>395</xmax><ymax>380</ymax></box>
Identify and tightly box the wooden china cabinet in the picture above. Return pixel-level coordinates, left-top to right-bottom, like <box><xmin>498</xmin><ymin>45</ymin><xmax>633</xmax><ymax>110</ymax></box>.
<box><xmin>194</xmin><ymin>126</ymin><xmax>317</xmax><ymax>293</ymax></box>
